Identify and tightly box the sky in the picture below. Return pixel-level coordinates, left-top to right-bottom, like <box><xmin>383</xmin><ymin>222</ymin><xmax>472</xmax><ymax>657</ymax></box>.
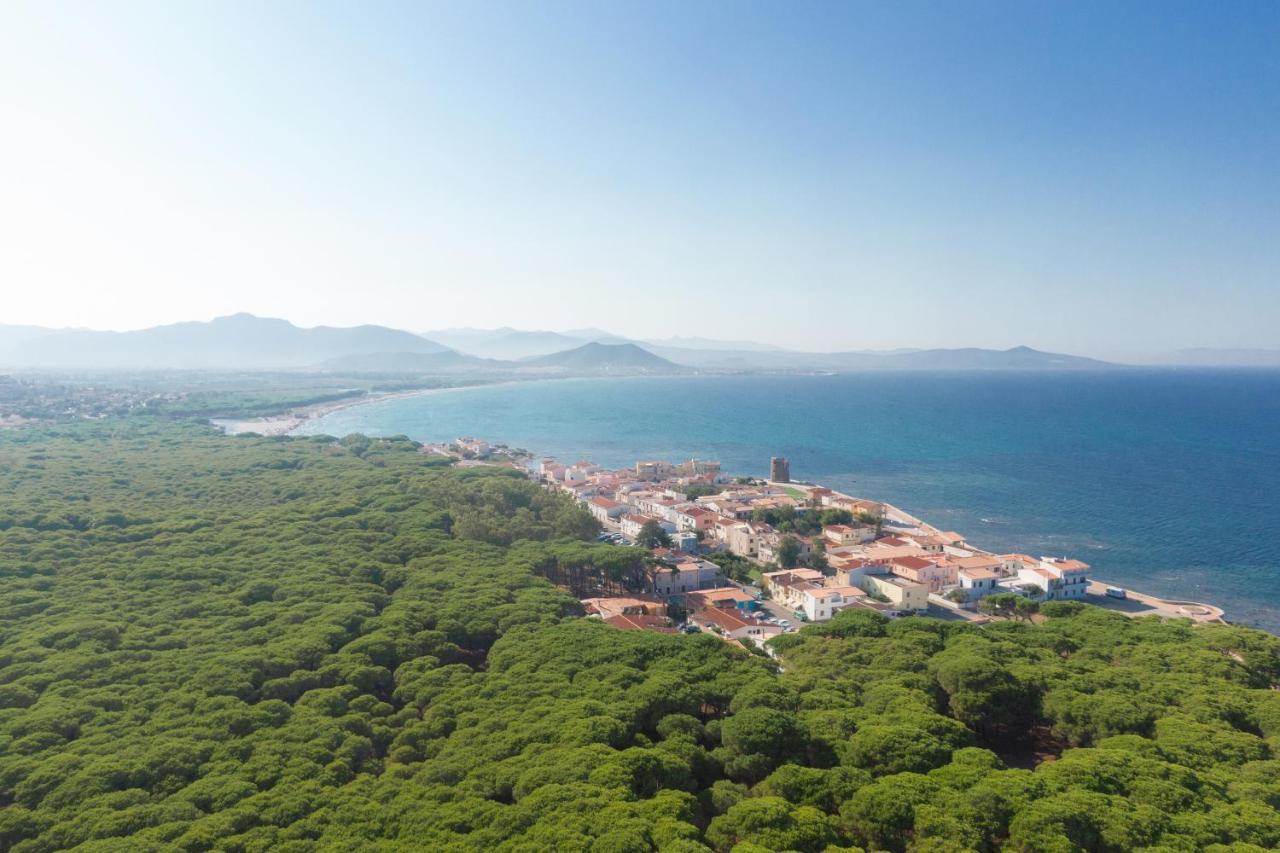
<box><xmin>0</xmin><ymin>1</ymin><xmax>1277</xmax><ymax>357</ymax></box>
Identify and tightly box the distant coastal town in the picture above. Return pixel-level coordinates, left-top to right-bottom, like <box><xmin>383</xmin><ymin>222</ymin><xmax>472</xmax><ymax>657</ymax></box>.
<box><xmin>465</xmin><ymin>447</ymin><xmax>1227</xmax><ymax>646</ymax></box>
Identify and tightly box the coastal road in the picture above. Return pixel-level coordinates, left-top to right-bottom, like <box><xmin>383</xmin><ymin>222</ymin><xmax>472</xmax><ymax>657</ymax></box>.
<box><xmin>1085</xmin><ymin>581</ymin><xmax>1224</xmax><ymax>623</ymax></box>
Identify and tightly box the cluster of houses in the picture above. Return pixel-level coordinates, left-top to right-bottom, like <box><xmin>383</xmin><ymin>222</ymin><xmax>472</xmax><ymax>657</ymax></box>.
<box><xmin>581</xmin><ymin>587</ymin><xmax>787</xmax><ymax>651</ymax></box>
<box><xmin>540</xmin><ymin>455</ymin><xmax>1091</xmax><ymax>646</ymax></box>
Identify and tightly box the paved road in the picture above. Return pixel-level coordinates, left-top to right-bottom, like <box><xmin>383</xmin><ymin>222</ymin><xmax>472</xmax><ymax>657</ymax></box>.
<box><xmin>1084</xmin><ymin>580</ymin><xmax>1224</xmax><ymax>622</ymax></box>
<box><xmin>926</xmin><ymin>601</ymin><xmax>988</xmax><ymax>622</ymax></box>
<box><xmin>756</xmin><ymin>596</ymin><xmax>801</xmax><ymax>626</ymax></box>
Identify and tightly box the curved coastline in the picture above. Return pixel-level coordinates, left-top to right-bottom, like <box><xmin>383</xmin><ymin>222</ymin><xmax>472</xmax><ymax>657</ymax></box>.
<box><xmin>213</xmin><ymin>379</ymin><xmax>538</xmax><ymax>437</ymax></box>
<box><xmin>283</xmin><ymin>371</ymin><xmax>1274</xmax><ymax>632</ymax></box>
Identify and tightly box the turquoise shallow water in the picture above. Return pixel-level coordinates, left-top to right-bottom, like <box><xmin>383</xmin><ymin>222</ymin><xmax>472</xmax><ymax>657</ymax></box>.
<box><xmin>298</xmin><ymin>370</ymin><xmax>1280</xmax><ymax>632</ymax></box>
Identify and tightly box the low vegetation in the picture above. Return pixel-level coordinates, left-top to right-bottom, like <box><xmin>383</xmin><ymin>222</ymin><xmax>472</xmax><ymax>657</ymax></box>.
<box><xmin>1</xmin><ymin>420</ymin><xmax>1277</xmax><ymax>851</ymax></box>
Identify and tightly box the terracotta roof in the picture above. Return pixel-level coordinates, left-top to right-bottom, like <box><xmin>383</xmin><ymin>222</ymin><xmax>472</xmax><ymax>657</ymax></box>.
<box><xmin>694</xmin><ymin>607</ymin><xmax>758</xmax><ymax>632</ymax></box>
<box><xmin>953</xmin><ymin>555</ymin><xmax>1002</xmax><ymax>569</ymax></box>
<box><xmin>959</xmin><ymin>567</ymin><xmax>998</xmax><ymax>580</ymax></box>
<box><xmin>606</xmin><ymin>613</ymin><xmax>677</xmax><ymax>632</ymax></box>
<box><xmin>893</xmin><ymin>555</ymin><xmax>938</xmax><ymax>570</ymax></box>
<box><xmin>582</xmin><ymin>596</ymin><xmax>666</xmax><ymax>619</ymax></box>
<box><xmin>686</xmin><ymin>587</ymin><xmax>754</xmax><ymax>607</ymax></box>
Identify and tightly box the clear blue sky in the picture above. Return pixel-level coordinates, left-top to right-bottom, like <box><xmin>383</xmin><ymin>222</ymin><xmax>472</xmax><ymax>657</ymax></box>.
<box><xmin>1</xmin><ymin>0</ymin><xmax>1276</xmax><ymax>356</ymax></box>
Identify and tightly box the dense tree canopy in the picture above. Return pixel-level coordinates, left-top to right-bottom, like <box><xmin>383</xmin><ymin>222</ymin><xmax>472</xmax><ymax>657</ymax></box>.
<box><xmin>1</xmin><ymin>419</ymin><xmax>1278</xmax><ymax>851</ymax></box>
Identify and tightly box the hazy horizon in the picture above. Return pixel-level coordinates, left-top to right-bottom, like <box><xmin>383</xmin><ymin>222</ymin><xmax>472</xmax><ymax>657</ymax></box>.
<box><xmin>6</xmin><ymin>310</ymin><xmax>1279</xmax><ymax>365</ymax></box>
<box><xmin>2</xmin><ymin>1</ymin><xmax>1278</xmax><ymax>355</ymax></box>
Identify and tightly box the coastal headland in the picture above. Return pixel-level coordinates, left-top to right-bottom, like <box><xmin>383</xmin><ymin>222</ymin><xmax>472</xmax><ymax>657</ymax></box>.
<box><xmin>436</xmin><ymin>443</ymin><xmax>1230</xmax><ymax>639</ymax></box>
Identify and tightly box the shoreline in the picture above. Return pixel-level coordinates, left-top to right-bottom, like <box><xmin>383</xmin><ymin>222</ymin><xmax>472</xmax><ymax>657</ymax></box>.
<box><xmin>211</xmin><ymin>382</ymin><xmax>492</xmax><ymax>436</ymax></box>
<box><xmin>214</xmin><ymin>376</ymin><xmax>1243</xmax><ymax>630</ymax></box>
<box><xmin>870</xmin><ymin>499</ymin><xmax>1226</xmax><ymax>623</ymax></box>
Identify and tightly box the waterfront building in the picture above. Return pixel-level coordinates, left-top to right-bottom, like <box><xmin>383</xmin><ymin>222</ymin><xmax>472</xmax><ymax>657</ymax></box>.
<box><xmin>957</xmin><ymin>566</ymin><xmax>1000</xmax><ymax>602</ymax></box>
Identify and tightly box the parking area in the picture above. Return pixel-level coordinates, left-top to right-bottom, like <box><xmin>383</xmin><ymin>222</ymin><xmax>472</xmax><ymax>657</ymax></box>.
<box><xmin>754</xmin><ymin>596</ymin><xmax>802</xmax><ymax>630</ymax></box>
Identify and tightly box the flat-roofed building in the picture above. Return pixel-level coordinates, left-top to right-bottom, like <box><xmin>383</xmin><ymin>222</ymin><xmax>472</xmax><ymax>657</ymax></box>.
<box><xmin>762</xmin><ymin>568</ymin><xmax>825</xmax><ymax>604</ymax></box>
<box><xmin>686</xmin><ymin>586</ymin><xmax>756</xmax><ymax>611</ymax></box>
<box><xmin>1037</xmin><ymin>557</ymin><xmax>1090</xmax><ymax>600</ymax></box>
<box><xmin>823</xmin><ymin>524</ymin><xmax>876</xmax><ymax>547</ymax></box>
<box><xmin>957</xmin><ymin>566</ymin><xmax>1000</xmax><ymax>601</ymax></box>
<box><xmin>647</xmin><ymin>557</ymin><xmax>725</xmax><ymax>596</ymax></box>
<box><xmin>800</xmin><ymin>584</ymin><xmax>867</xmax><ymax>622</ymax></box>
<box><xmin>862</xmin><ymin>574</ymin><xmax>929</xmax><ymax>612</ymax></box>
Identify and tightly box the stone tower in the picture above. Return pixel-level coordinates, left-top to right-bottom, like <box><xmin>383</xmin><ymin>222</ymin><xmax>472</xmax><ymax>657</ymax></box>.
<box><xmin>770</xmin><ymin>456</ymin><xmax>790</xmax><ymax>483</ymax></box>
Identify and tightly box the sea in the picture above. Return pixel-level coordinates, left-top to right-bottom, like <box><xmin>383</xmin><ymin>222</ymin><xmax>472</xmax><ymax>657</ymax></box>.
<box><xmin>295</xmin><ymin>370</ymin><xmax>1280</xmax><ymax>633</ymax></box>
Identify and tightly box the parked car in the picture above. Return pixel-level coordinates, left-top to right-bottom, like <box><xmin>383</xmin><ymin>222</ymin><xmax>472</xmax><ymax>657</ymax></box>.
<box><xmin>1105</xmin><ymin>586</ymin><xmax>1127</xmax><ymax>599</ymax></box>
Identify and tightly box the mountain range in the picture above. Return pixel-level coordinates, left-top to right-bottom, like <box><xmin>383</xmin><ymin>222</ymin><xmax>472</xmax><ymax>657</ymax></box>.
<box><xmin>0</xmin><ymin>314</ymin><xmax>448</xmax><ymax>370</ymax></box>
<box><xmin>7</xmin><ymin>313</ymin><xmax>1263</xmax><ymax>374</ymax></box>
<box><xmin>421</xmin><ymin>327</ymin><xmax>783</xmax><ymax>360</ymax></box>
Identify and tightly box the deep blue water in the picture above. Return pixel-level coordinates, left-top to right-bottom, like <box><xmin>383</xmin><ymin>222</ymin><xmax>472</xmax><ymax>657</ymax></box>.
<box><xmin>298</xmin><ymin>371</ymin><xmax>1280</xmax><ymax>632</ymax></box>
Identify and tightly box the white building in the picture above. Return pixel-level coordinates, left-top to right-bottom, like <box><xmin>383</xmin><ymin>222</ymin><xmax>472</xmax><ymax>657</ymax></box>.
<box><xmin>957</xmin><ymin>566</ymin><xmax>1000</xmax><ymax>602</ymax></box>
<box><xmin>620</xmin><ymin>513</ymin><xmax>676</xmax><ymax>540</ymax></box>
<box><xmin>586</xmin><ymin>496</ymin><xmax>627</xmax><ymax>524</ymax></box>
<box><xmin>1013</xmin><ymin>557</ymin><xmax>1089</xmax><ymax>601</ymax></box>
<box><xmin>823</xmin><ymin>524</ymin><xmax>875</xmax><ymax>547</ymax></box>
<box><xmin>725</xmin><ymin>522</ymin><xmax>765</xmax><ymax>558</ymax></box>
<box><xmin>800</xmin><ymin>585</ymin><xmax>867</xmax><ymax>622</ymax></box>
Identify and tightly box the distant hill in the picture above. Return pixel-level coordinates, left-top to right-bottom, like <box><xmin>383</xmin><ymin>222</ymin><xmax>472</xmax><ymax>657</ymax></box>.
<box><xmin>562</xmin><ymin>327</ymin><xmax>631</xmax><ymax>343</ymax></box>
<box><xmin>641</xmin><ymin>343</ymin><xmax>1112</xmax><ymax>371</ymax></box>
<box><xmin>422</xmin><ymin>327</ymin><xmax>602</xmax><ymax>360</ymax></box>
<box><xmin>524</xmin><ymin>342</ymin><xmax>683</xmax><ymax>373</ymax></box>
<box><xmin>428</xmin><ymin>326</ymin><xmax>783</xmax><ymax>359</ymax></box>
<box><xmin>314</xmin><ymin>350</ymin><xmax>500</xmax><ymax>373</ymax></box>
<box><xmin>2</xmin><ymin>314</ymin><xmax>451</xmax><ymax>369</ymax></box>
<box><xmin>642</xmin><ymin>335</ymin><xmax>781</xmax><ymax>353</ymax></box>
<box><xmin>877</xmin><ymin>345</ymin><xmax>1112</xmax><ymax>370</ymax></box>
<box><xmin>0</xmin><ymin>323</ymin><xmax>73</xmax><ymax>350</ymax></box>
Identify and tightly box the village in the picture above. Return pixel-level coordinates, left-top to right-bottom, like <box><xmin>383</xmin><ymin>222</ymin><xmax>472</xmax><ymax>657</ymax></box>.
<box><xmin>535</xmin><ymin>453</ymin><xmax>1103</xmax><ymax>650</ymax></box>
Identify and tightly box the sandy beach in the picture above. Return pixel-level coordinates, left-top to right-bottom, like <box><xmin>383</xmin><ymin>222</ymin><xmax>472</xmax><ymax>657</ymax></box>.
<box><xmin>211</xmin><ymin>380</ymin><xmax>526</xmax><ymax>437</ymax></box>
